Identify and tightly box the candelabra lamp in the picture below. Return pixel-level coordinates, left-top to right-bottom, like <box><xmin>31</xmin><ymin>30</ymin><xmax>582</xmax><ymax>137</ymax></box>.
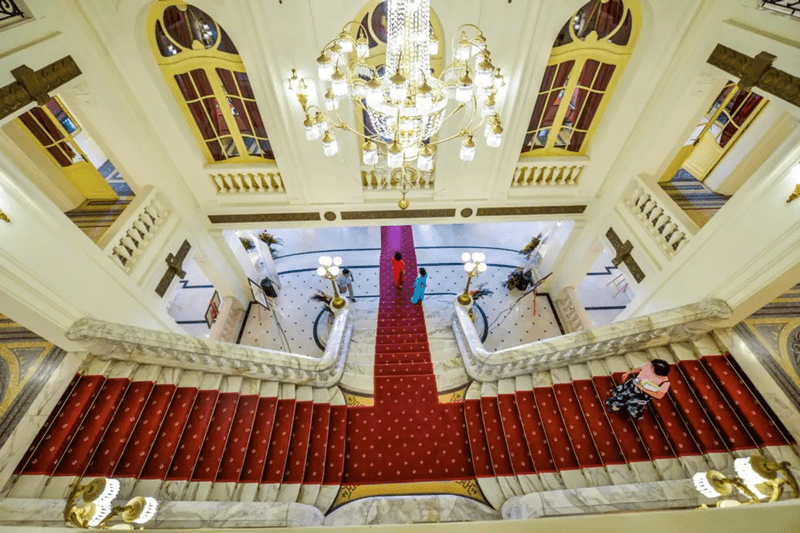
<box><xmin>458</xmin><ymin>252</ymin><xmax>487</xmax><ymax>305</ymax></box>
<box><xmin>64</xmin><ymin>477</ymin><xmax>158</xmax><ymax>529</ymax></box>
<box><xmin>317</xmin><ymin>255</ymin><xmax>346</xmax><ymax>309</ymax></box>
<box><xmin>693</xmin><ymin>455</ymin><xmax>798</xmax><ymax>507</ymax></box>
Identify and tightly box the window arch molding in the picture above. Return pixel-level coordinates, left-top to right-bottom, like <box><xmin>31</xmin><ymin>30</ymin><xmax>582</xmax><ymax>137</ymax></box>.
<box><xmin>146</xmin><ymin>0</ymin><xmax>275</xmax><ymax>164</ymax></box>
<box><xmin>521</xmin><ymin>0</ymin><xmax>641</xmax><ymax>157</ymax></box>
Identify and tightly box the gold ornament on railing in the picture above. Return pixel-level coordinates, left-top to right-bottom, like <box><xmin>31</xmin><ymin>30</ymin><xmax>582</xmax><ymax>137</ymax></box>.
<box><xmin>64</xmin><ymin>477</ymin><xmax>158</xmax><ymax>529</ymax></box>
<box><xmin>693</xmin><ymin>455</ymin><xmax>798</xmax><ymax>508</ymax></box>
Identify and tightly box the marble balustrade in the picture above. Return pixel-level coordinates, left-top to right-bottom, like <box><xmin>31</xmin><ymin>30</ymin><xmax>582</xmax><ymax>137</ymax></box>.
<box><xmin>553</xmin><ymin>286</ymin><xmax>592</xmax><ymax>333</ymax></box>
<box><xmin>452</xmin><ymin>298</ymin><xmax>732</xmax><ymax>381</ymax></box>
<box><xmin>65</xmin><ymin>308</ymin><xmax>353</xmax><ymax>387</ymax></box>
<box><xmin>97</xmin><ymin>185</ymin><xmax>170</xmax><ymax>273</ymax></box>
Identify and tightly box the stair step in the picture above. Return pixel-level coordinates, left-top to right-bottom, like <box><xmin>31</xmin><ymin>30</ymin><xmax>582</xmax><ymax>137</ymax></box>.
<box><xmin>192</xmin><ymin>392</ymin><xmax>240</xmax><ymax>482</ymax></box>
<box><xmin>375</xmin><ymin>342</ymin><xmax>429</xmax><ymax>354</ymax></box>
<box><xmin>553</xmin><ymin>383</ymin><xmax>604</xmax><ymax>469</ymax></box>
<box><xmin>298</xmin><ymin>394</ymin><xmax>331</xmax><ymax>506</ymax></box>
<box><xmin>215</xmin><ymin>394</ymin><xmax>259</xmax><ymax>483</ymax></box>
<box><xmin>22</xmin><ymin>375</ymin><xmax>105</xmax><ymax>475</ymax></box>
<box><xmin>702</xmin><ymin>354</ymin><xmax>795</xmax><ymax>447</ymax></box>
<box><xmin>84</xmin><ymin>380</ymin><xmax>156</xmax><ymax>478</ymax></box>
<box><xmin>259</xmin><ymin>391</ymin><xmax>297</xmax><ymax>501</ymax></box>
<box><xmin>166</xmin><ymin>389</ymin><xmax>219</xmax><ymax>480</ymax></box>
<box><xmin>464</xmin><ymin>384</ymin><xmax>505</xmax><ymax>510</ymax></box>
<box><xmin>114</xmin><ymin>382</ymin><xmax>177</xmax><ymax>479</ymax></box>
<box><xmin>278</xmin><ymin>389</ymin><xmax>315</xmax><ymax>502</ymax></box>
<box><xmin>374</xmin><ymin>362</ymin><xmax>433</xmax><ymax>376</ymax></box>
<box><xmin>238</xmin><ymin>394</ymin><xmax>279</xmax><ymax>489</ymax></box>
<box><xmin>315</xmin><ymin>392</ymin><xmax>346</xmax><ymax>513</ymax></box>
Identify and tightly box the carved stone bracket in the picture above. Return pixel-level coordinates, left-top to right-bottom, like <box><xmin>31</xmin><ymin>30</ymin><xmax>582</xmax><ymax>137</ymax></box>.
<box><xmin>0</xmin><ymin>56</ymin><xmax>82</xmax><ymax>120</ymax></box>
<box><xmin>707</xmin><ymin>44</ymin><xmax>800</xmax><ymax>109</ymax></box>
<box><xmin>453</xmin><ymin>298</ymin><xmax>732</xmax><ymax>382</ymax></box>
<box><xmin>66</xmin><ymin>310</ymin><xmax>353</xmax><ymax>387</ymax></box>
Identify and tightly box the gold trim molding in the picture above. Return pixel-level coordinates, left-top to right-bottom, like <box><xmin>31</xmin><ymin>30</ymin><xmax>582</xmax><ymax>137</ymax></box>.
<box><xmin>208</xmin><ymin>212</ymin><xmax>322</xmax><ymax>224</ymax></box>
<box><xmin>0</xmin><ymin>57</ymin><xmax>82</xmax><ymax>120</ymax></box>
<box><xmin>707</xmin><ymin>44</ymin><xmax>800</xmax><ymax>109</ymax></box>
<box><xmin>340</xmin><ymin>209</ymin><xmax>456</xmax><ymax>220</ymax></box>
<box><xmin>477</xmin><ymin>205</ymin><xmax>586</xmax><ymax>216</ymax></box>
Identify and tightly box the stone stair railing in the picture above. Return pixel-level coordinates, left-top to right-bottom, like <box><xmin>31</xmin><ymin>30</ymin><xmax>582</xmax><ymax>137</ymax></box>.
<box><xmin>452</xmin><ymin>298</ymin><xmax>731</xmax><ymax>381</ymax></box>
<box><xmin>65</xmin><ymin>309</ymin><xmax>353</xmax><ymax>387</ymax></box>
<box><xmin>97</xmin><ymin>185</ymin><xmax>170</xmax><ymax>272</ymax></box>
<box><xmin>626</xmin><ymin>176</ymin><xmax>697</xmax><ymax>257</ymax></box>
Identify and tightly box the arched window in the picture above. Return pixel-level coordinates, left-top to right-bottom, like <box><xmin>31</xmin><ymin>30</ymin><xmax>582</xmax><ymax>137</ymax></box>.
<box><xmin>521</xmin><ymin>0</ymin><xmax>639</xmax><ymax>157</ymax></box>
<box><xmin>147</xmin><ymin>1</ymin><xmax>274</xmax><ymax>163</ymax></box>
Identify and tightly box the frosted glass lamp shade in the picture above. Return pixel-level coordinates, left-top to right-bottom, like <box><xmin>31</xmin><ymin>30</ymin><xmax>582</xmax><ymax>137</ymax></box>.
<box><xmin>461</xmin><ymin>252</ymin><xmax>471</xmax><ymax>262</ymax></box>
<box><xmin>331</xmin><ymin>68</ymin><xmax>348</xmax><ymax>97</ymax></box>
<box><xmin>472</xmin><ymin>252</ymin><xmax>485</xmax><ymax>262</ymax></box>
<box><xmin>460</xmin><ymin>136</ymin><xmax>476</xmax><ymax>162</ymax></box>
<box><xmin>317</xmin><ymin>53</ymin><xmax>333</xmax><ymax>80</ymax></box>
<box><xmin>333</xmin><ymin>256</ymin><xmax>342</xmax><ymax>266</ymax></box>
<box><xmin>387</xmin><ymin>142</ymin><xmax>403</xmax><ymax>168</ymax></box>
<box><xmin>316</xmin><ymin>267</ymin><xmax>326</xmax><ymax>277</ymax></box>
<box><xmin>322</xmin><ymin>132</ymin><xmax>338</xmax><ymax>156</ymax></box>
<box><xmin>417</xmin><ymin>145</ymin><xmax>434</xmax><ymax>171</ymax></box>
<box><xmin>477</xmin><ymin>262</ymin><xmax>487</xmax><ymax>272</ymax></box>
<box><xmin>362</xmin><ymin>141</ymin><xmax>378</xmax><ymax>165</ymax></box>
<box><xmin>464</xmin><ymin>262</ymin><xmax>475</xmax><ymax>272</ymax></box>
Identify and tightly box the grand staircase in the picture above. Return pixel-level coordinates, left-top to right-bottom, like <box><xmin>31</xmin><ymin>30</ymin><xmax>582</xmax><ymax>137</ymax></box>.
<box><xmin>4</xmin><ymin>225</ymin><xmax>797</xmax><ymax>519</ymax></box>
<box><xmin>7</xmin><ymin>362</ymin><xmax>347</xmax><ymax>513</ymax></box>
<box><xmin>464</xmin><ymin>333</ymin><xmax>798</xmax><ymax>509</ymax></box>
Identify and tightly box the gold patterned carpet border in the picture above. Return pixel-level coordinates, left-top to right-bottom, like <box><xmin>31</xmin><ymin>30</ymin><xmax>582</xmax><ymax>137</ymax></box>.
<box><xmin>342</xmin><ymin>391</ymin><xmax>374</xmax><ymax>407</ymax></box>
<box><xmin>332</xmin><ymin>479</ymin><xmax>484</xmax><ymax>510</ymax></box>
<box><xmin>438</xmin><ymin>386</ymin><xmax>467</xmax><ymax>404</ymax></box>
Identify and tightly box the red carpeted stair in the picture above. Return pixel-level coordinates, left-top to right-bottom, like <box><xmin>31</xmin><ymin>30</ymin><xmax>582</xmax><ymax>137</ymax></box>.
<box><xmin>342</xmin><ymin>226</ymin><xmax>475</xmax><ymax>489</ymax></box>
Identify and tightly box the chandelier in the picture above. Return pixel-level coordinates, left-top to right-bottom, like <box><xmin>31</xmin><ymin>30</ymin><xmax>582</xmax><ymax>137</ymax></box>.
<box><xmin>289</xmin><ymin>0</ymin><xmax>506</xmax><ymax>209</ymax></box>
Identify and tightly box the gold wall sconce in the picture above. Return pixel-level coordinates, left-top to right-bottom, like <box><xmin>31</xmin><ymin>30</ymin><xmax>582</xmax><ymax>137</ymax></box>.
<box><xmin>0</xmin><ymin>209</ymin><xmax>9</xmax><ymax>223</ymax></box>
<box><xmin>64</xmin><ymin>477</ymin><xmax>158</xmax><ymax>529</ymax></box>
<box><xmin>693</xmin><ymin>455</ymin><xmax>798</xmax><ymax>508</ymax></box>
<box><xmin>787</xmin><ymin>183</ymin><xmax>800</xmax><ymax>203</ymax></box>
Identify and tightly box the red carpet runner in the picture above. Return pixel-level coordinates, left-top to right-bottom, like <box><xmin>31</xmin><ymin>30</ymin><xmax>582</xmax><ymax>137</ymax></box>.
<box><xmin>342</xmin><ymin>226</ymin><xmax>475</xmax><ymax>489</ymax></box>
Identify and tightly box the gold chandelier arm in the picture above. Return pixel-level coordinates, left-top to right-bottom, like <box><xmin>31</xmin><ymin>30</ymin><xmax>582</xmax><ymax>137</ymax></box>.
<box><xmin>95</xmin><ymin>505</ymin><xmax>125</xmax><ymax>529</ymax></box>
<box><xmin>776</xmin><ymin>461</ymin><xmax>799</xmax><ymax>498</ymax></box>
<box><xmin>730</xmin><ymin>478</ymin><xmax>761</xmax><ymax>503</ymax></box>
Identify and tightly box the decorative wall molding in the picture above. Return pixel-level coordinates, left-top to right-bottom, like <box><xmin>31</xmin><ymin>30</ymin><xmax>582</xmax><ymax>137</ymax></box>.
<box><xmin>452</xmin><ymin>298</ymin><xmax>731</xmax><ymax>381</ymax></box>
<box><xmin>66</xmin><ymin>310</ymin><xmax>354</xmax><ymax>387</ymax></box>
<box><xmin>0</xmin><ymin>57</ymin><xmax>81</xmax><ymax>120</ymax></box>
<box><xmin>340</xmin><ymin>208</ymin><xmax>455</xmax><ymax>220</ymax></box>
<box><xmin>510</xmin><ymin>161</ymin><xmax>585</xmax><ymax>189</ymax></box>
<box><xmin>707</xmin><ymin>44</ymin><xmax>800</xmax><ymax>109</ymax></box>
<box><xmin>476</xmin><ymin>205</ymin><xmax>586</xmax><ymax>216</ymax></box>
<box><xmin>208</xmin><ymin>212</ymin><xmax>322</xmax><ymax>224</ymax></box>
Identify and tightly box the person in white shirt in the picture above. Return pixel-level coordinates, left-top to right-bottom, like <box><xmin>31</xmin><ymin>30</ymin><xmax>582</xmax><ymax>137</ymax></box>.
<box><xmin>335</xmin><ymin>268</ymin><xmax>355</xmax><ymax>302</ymax></box>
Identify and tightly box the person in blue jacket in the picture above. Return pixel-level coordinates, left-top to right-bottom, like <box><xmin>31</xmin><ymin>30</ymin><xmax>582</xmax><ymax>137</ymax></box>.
<box><xmin>410</xmin><ymin>268</ymin><xmax>427</xmax><ymax>305</ymax></box>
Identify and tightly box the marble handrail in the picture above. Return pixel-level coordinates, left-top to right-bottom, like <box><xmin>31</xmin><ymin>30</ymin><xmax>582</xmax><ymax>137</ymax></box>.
<box><xmin>452</xmin><ymin>298</ymin><xmax>731</xmax><ymax>382</ymax></box>
<box><xmin>66</xmin><ymin>310</ymin><xmax>353</xmax><ymax>387</ymax></box>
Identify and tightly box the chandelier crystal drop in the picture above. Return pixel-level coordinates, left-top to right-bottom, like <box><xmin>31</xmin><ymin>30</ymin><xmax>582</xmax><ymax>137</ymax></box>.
<box><xmin>290</xmin><ymin>0</ymin><xmax>506</xmax><ymax>210</ymax></box>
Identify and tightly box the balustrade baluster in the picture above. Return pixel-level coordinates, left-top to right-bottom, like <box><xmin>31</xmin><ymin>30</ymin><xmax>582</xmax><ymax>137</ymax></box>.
<box><xmin>361</xmin><ymin>171</ymin><xmax>369</xmax><ymax>188</ymax></box>
<box><xmin>648</xmin><ymin>206</ymin><xmax>663</xmax><ymax>224</ymax></box>
<box><xmin>370</xmin><ymin>172</ymin><xmax>379</xmax><ymax>189</ymax></box>
<box><xmin>133</xmin><ymin>220</ymin><xmax>150</xmax><ymax>239</ymax></box>
<box><xmin>213</xmin><ymin>175</ymin><xmax>226</xmax><ymax>193</ymax></box>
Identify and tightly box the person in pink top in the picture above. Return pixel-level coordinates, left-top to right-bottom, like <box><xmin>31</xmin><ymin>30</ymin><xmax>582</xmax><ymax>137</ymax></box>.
<box><xmin>605</xmin><ymin>359</ymin><xmax>671</xmax><ymax>419</ymax></box>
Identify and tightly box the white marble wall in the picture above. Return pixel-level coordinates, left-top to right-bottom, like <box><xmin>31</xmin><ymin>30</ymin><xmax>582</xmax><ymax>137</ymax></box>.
<box><xmin>324</xmin><ymin>494</ymin><xmax>500</xmax><ymax>526</ymax></box>
<box><xmin>501</xmin><ymin>479</ymin><xmax>717</xmax><ymax>519</ymax></box>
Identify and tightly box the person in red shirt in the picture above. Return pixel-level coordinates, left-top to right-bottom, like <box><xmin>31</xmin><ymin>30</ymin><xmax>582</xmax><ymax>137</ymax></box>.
<box><xmin>605</xmin><ymin>359</ymin><xmax>671</xmax><ymax>419</ymax></box>
<box><xmin>391</xmin><ymin>251</ymin><xmax>405</xmax><ymax>290</ymax></box>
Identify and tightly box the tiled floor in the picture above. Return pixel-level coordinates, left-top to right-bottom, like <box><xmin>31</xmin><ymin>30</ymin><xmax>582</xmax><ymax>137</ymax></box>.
<box><xmin>167</xmin><ymin>259</ymin><xmax>216</xmax><ymax>338</ymax></box>
<box><xmin>577</xmin><ymin>249</ymin><xmax>634</xmax><ymax>328</ymax></box>
<box><xmin>233</xmin><ymin>222</ymin><xmax>626</xmax><ymax>355</ymax></box>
